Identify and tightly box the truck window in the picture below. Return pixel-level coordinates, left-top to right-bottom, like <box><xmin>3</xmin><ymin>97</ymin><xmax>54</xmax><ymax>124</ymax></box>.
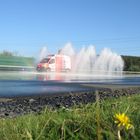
<box><xmin>49</xmin><ymin>59</ymin><xmax>55</xmax><ymax>64</ymax></box>
<box><xmin>40</xmin><ymin>58</ymin><xmax>50</xmax><ymax>63</ymax></box>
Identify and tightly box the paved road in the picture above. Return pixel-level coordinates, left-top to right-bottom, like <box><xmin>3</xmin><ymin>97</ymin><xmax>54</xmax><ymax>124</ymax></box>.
<box><xmin>0</xmin><ymin>71</ymin><xmax>140</xmax><ymax>97</ymax></box>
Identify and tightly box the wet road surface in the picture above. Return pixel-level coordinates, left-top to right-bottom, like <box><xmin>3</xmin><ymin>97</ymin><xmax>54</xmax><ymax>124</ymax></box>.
<box><xmin>0</xmin><ymin>71</ymin><xmax>140</xmax><ymax>97</ymax></box>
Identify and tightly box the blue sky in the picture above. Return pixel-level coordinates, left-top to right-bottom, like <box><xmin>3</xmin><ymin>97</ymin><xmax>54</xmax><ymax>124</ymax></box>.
<box><xmin>0</xmin><ymin>0</ymin><xmax>140</xmax><ymax>57</ymax></box>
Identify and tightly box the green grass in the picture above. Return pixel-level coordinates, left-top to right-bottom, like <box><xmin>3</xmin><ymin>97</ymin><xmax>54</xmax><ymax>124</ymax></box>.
<box><xmin>0</xmin><ymin>94</ymin><xmax>140</xmax><ymax>140</ymax></box>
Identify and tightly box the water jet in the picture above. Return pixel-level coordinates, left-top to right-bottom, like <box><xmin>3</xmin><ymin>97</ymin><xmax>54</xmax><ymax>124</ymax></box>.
<box><xmin>39</xmin><ymin>43</ymin><xmax>124</xmax><ymax>76</ymax></box>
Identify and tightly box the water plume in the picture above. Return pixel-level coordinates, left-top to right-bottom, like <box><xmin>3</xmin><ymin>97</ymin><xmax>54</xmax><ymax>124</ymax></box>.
<box><xmin>39</xmin><ymin>46</ymin><xmax>48</xmax><ymax>61</ymax></box>
<box><xmin>61</xmin><ymin>43</ymin><xmax>124</xmax><ymax>75</ymax></box>
<box><xmin>59</xmin><ymin>42</ymin><xmax>75</xmax><ymax>56</ymax></box>
<box><xmin>38</xmin><ymin>43</ymin><xmax>124</xmax><ymax>76</ymax></box>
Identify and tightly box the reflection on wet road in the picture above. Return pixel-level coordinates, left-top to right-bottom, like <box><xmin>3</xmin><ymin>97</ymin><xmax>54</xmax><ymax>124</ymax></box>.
<box><xmin>0</xmin><ymin>71</ymin><xmax>140</xmax><ymax>97</ymax></box>
<box><xmin>0</xmin><ymin>80</ymin><xmax>95</xmax><ymax>97</ymax></box>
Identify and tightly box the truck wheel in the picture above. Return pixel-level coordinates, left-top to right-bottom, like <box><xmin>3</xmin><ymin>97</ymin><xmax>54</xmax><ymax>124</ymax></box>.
<box><xmin>36</xmin><ymin>67</ymin><xmax>42</xmax><ymax>72</ymax></box>
<box><xmin>36</xmin><ymin>67</ymin><xmax>45</xmax><ymax>72</ymax></box>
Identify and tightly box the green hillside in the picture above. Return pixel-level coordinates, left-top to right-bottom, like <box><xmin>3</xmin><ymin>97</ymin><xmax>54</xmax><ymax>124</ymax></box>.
<box><xmin>0</xmin><ymin>56</ymin><xmax>35</xmax><ymax>67</ymax></box>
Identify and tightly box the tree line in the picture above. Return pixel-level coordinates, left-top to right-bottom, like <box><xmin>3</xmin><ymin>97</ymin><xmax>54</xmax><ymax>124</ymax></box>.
<box><xmin>0</xmin><ymin>50</ymin><xmax>14</xmax><ymax>56</ymax></box>
<box><xmin>122</xmin><ymin>55</ymin><xmax>140</xmax><ymax>72</ymax></box>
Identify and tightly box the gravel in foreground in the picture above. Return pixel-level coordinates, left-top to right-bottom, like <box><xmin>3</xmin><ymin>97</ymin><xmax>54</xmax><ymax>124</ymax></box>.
<box><xmin>0</xmin><ymin>87</ymin><xmax>140</xmax><ymax>118</ymax></box>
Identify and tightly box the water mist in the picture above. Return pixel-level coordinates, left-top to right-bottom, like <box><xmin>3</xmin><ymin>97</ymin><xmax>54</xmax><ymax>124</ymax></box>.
<box><xmin>39</xmin><ymin>43</ymin><xmax>124</xmax><ymax>76</ymax></box>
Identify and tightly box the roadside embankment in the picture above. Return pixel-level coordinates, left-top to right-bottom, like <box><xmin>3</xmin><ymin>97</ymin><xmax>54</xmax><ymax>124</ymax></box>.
<box><xmin>0</xmin><ymin>55</ymin><xmax>35</xmax><ymax>71</ymax></box>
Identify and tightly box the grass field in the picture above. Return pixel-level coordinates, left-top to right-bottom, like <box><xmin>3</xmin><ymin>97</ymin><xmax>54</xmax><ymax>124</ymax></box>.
<box><xmin>0</xmin><ymin>93</ymin><xmax>139</xmax><ymax>140</ymax></box>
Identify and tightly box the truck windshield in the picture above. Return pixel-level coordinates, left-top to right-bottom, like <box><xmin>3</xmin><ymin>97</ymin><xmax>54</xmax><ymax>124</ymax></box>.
<box><xmin>40</xmin><ymin>58</ymin><xmax>50</xmax><ymax>63</ymax></box>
